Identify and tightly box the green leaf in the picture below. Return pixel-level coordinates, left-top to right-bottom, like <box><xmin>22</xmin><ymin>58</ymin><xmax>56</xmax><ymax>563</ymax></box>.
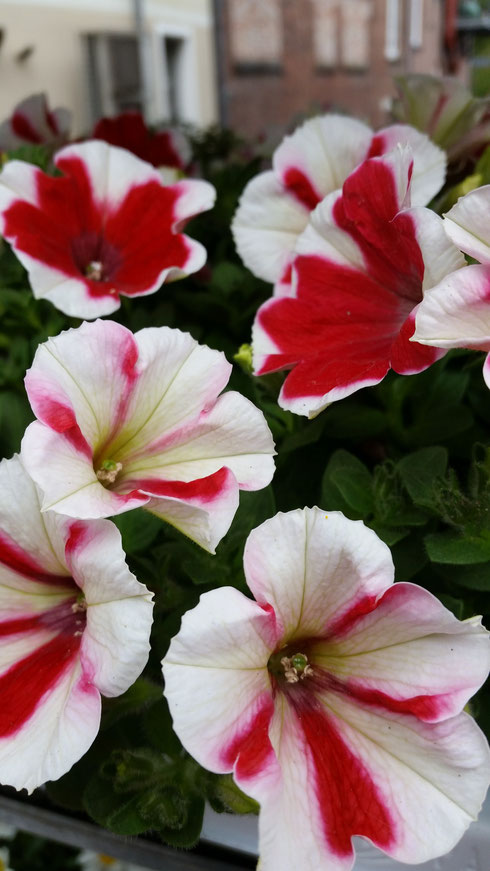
<box><xmin>84</xmin><ymin>773</ymin><xmax>149</xmax><ymax>835</ymax></box>
<box><xmin>397</xmin><ymin>447</ymin><xmax>448</xmax><ymax>507</ymax></box>
<box><xmin>435</xmin><ymin>562</ymin><xmax>490</xmax><ymax>591</ymax></box>
<box><xmin>100</xmin><ymin>678</ymin><xmax>162</xmax><ymax>731</ymax></box>
<box><xmin>437</xmin><ymin>594</ymin><xmax>465</xmax><ymax>619</ymax></box>
<box><xmin>425</xmin><ymin>531</ymin><xmax>490</xmax><ymax>564</ymax></box>
<box><xmin>112</xmin><ymin>508</ymin><xmax>163</xmax><ymax>554</ymax></box>
<box><xmin>157</xmin><ymin>795</ymin><xmax>205</xmax><ymax>849</ymax></box>
<box><xmin>321</xmin><ymin>450</ymin><xmax>373</xmax><ymax>516</ymax></box>
<box><xmin>369</xmin><ymin>523</ymin><xmax>408</xmax><ymax>547</ymax></box>
<box><xmin>209</xmin><ymin>774</ymin><xmax>259</xmax><ymax>815</ymax></box>
<box><xmin>392</xmin><ymin>533</ymin><xmax>428</xmax><ymax>581</ymax></box>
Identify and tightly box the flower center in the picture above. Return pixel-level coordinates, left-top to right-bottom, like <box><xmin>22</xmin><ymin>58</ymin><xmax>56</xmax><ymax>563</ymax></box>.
<box><xmin>96</xmin><ymin>458</ymin><xmax>123</xmax><ymax>486</ymax></box>
<box><xmin>268</xmin><ymin>649</ymin><xmax>314</xmax><ymax>684</ymax></box>
<box><xmin>71</xmin><ymin>231</ymin><xmax>122</xmax><ymax>283</ymax></box>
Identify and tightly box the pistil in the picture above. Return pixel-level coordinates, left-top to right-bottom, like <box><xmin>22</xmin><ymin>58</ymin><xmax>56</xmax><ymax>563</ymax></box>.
<box><xmin>268</xmin><ymin>649</ymin><xmax>314</xmax><ymax>684</ymax></box>
<box><xmin>85</xmin><ymin>260</ymin><xmax>104</xmax><ymax>281</ymax></box>
<box><xmin>96</xmin><ymin>459</ymin><xmax>123</xmax><ymax>485</ymax></box>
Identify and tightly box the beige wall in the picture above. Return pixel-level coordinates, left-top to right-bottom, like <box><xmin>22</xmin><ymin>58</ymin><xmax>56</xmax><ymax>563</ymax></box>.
<box><xmin>0</xmin><ymin>0</ymin><xmax>217</xmax><ymax>134</ymax></box>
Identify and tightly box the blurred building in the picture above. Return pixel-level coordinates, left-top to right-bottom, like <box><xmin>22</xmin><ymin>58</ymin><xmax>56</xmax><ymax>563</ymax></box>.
<box><xmin>0</xmin><ymin>0</ymin><xmax>218</xmax><ymax>135</ymax></box>
<box><xmin>213</xmin><ymin>0</ymin><xmax>446</xmax><ymax>138</ymax></box>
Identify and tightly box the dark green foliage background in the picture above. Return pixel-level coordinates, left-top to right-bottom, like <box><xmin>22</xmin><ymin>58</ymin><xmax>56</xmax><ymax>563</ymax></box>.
<box><xmin>0</xmin><ymin>134</ymin><xmax>489</xmax><ymax>848</ymax></box>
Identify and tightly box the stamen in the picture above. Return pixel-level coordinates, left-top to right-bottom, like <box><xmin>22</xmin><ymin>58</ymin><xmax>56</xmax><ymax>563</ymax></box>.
<box><xmin>86</xmin><ymin>260</ymin><xmax>104</xmax><ymax>281</ymax></box>
<box><xmin>281</xmin><ymin>653</ymin><xmax>313</xmax><ymax>683</ymax></box>
<box><xmin>96</xmin><ymin>459</ymin><xmax>123</xmax><ymax>485</ymax></box>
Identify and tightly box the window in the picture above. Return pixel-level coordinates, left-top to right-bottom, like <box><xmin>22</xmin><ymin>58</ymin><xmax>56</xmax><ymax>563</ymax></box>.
<box><xmin>384</xmin><ymin>0</ymin><xmax>401</xmax><ymax>61</ymax></box>
<box><xmin>340</xmin><ymin>0</ymin><xmax>373</xmax><ymax>69</ymax></box>
<box><xmin>311</xmin><ymin>0</ymin><xmax>339</xmax><ymax>69</ymax></box>
<box><xmin>163</xmin><ymin>36</ymin><xmax>185</xmax><ymax>122</ymax></box>
<box><xmin>86</xmin><ymin>33</ymin><xmax>142</xmax><ymax>121</ymax></box>
<box><xmin>228</xmin><ymin>0</ymin><xmax>283</xmax><ymax>69</ymax></box>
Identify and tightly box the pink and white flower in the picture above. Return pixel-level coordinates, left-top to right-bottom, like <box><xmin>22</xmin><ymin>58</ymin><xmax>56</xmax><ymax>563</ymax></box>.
<box><xmin>163</xmin><ymin>507</ymin><xmax>490</xmax><ymax>871</ymax></box>
<box><xmin>21</xmin><ymin>319</ymin><xmax>275</xmax><ymax>553</ymax></box>
<box><xmin>232</xmin><ymin>114</ymin><xmax>446</xmax><ymax>293</ymax></box>
<box><xmin>0</xmin><ymin>93</ymin><xmax>71</xmax><ymax>152</ymax></box>
<box><xmin>252</xmin><ymin>147</ymin><xmax>465</xmax><ymax>417</ymax></box>
<box><xmin>0</xmin><ymin>454</ymin><xmax>153</xmax><ymax>793</ymax></box>
<box><xmin>0</xmin><ymin>140</ymin><xmax>215</xmax><ymax>318</ymax></box>
<box><xmin>413</xmin><ymin>185</ymin><xmax>490</xmax><ymax>388</ymax></box>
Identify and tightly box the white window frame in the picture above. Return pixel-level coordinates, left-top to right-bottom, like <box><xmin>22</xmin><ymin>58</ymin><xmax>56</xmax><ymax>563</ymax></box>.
<box><xmin>384</xmin><ymin>0</ymin><xmax>401</xmax><ymax>62</ymax></box>
<box><xmin>151</xmin><ymin>23</ymin><xmax>198</xmax><ymax>125</ymax></box>
<box><xmin>409</xmin><ymin>0</ymin><xmax>424</xmax><ymax>50</ymax></box>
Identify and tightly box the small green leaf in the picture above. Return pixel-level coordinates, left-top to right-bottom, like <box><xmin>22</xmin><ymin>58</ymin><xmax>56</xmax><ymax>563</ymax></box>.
<box><xmin>101</xmin><ymin>678</ymin><xmax>162</xmax><ymax>731</ymax></box>
<box><xmin>435</xmin><ymin>562</ymin><xmax>490</xmax><ymax>591</ymax></box>
<box><xmin>84</xmin><ymin>774</ymin><xmax>149</xmax><ymax>835</ymax></box>
<box><xmin>425</xmin><ymin>531</ymin><xmax>490</xmax><ymax>565</ymax></box>
<box><xmin>397</xmin><ymin>447</ymin><xmax>448</xmax><ymax>507</ymax></box>
<box><xmin>112</xmin><ymin>508</ymin><xmax>162</xmax><ymax>553</ymax></box>
<box><xmin>209</xmin><ymin>774</ymin><xmax>259</xmax><ymax>815</ymax></box>
<box><xmin>392</xmin><ymin>533</ymin><xmax>428</xmax><ymax>581</ymax></box>
<box><xmin>322</xmin><ymin>450</ymin><xmax>373</xmax><ymax>516</ymax></box>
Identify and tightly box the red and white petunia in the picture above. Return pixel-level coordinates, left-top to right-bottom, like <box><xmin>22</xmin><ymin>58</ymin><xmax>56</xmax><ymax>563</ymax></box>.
<box><xmin>0</xmin><ymin>140</ymin><xmax>215</xmax><ymax>318</ymax></box>
<box><xmin>0</xmin><ymin>454</ymin><xmax>153</xmax><ymax>793</ymax></box>
<box><xmin>21</xmin><ymin>319</ymin><xmax>275</xmax><ymax>553</ymax></box>
<box><xmin>0</xmin><ymin>93</ymin><xmax>71</xmax><ymax>152</ymax></box>
<box><xmin>252</xmin><ymin>147</ymin><xmax>465</xmax><ymax>417</ymax></box>
<box><xmin>232</xmin><ymin>114</ymin><xmax>446</xmax><ymax>293</ymax></box>
<box><xmin>163</xmin><ymin>507</ymin><xmax>490</xmax><ymax>871</ymax></box>
<box><xmin>92</xmin><ymin>110</ymin><xmax>191</xmax><ymax>176</ymax></box>
<box><xmin>413</xmin><ymin>185</ymin><xmax>490</xmax><ymax>387</ymax></box>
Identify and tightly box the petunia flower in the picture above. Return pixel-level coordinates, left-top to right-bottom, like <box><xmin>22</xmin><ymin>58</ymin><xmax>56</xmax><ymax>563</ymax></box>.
<box><xmin>0</xmin><ymin>454</ymin><xmax>153</xmax><ymax>793</ymax></box>
<box><xmin>21</xmin><ymin>319</ymin><xmax>275</xmax><ymax>553</ymax></box>
<box><xmin>393</xmin><ymin>74</ymin><xmax>490</xmax><ymax>164</ymax></box>
<box><xmin>0</xmin><ymin>140</ymin><xmax>215</xmax><ymax>318</ymax></box>
<box><xmin>232</xmin><ymin>114</ymin><xmax>446</xmax><ymax>293</ymax></box>
<box><xmin>92</xmin><ymin>110</ymin><xmax>191</xmax><ymax>176</ymax></box>
<box><xmin>162</xmin><ymin>507</ymin><xmax>490</xmax><ymax>871</ymax></box>
<box><xmin>0</xmin><ymin>93</ymin><xmax>71</xmax><ymax>152</ymax></box>
<box><xmin>413</xmin><ymin>185</ymin><xmax>490</xmax><ymax>388</ymax></box>
<box><xmin>251</xmin><ymin>147</ymin><xmax>465</xmax><ymax>417</ymax></box>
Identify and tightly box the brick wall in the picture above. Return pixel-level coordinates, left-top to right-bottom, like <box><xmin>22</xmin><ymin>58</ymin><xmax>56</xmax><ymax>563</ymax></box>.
<box><xmin>217</xmin><ymin>0</ymin><xmax>444</xmax><ymax>140</ymax></box>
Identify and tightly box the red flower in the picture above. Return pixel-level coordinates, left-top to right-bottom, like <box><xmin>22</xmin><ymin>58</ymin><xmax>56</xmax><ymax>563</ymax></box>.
<box><xmin>93</xmin><ymin>111</ymin><xmax>190</xmax><ymax>170</ymax></box>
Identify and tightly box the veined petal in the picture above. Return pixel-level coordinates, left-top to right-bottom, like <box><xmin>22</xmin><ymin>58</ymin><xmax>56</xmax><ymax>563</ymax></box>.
<box><xmin>315</xmin><ymin>583</ymin><xmax>490</xmax><ymax>721</ymax></box>
<box><xmin>243</xmin><ymin>509</ymin><xmax>394</xmax><ymax>642</ymax></box>
<box><xmin>368</xmin><ymin>124</ymin><xmax>446</xmax><ymax>206</ymax></box>
<box><xmin>0</xmin><ymin>657</ymin><xmax>100</xmax><ymax>793</ymax></box>
<box><xmin>319</xmin><ymin>689</ymin><xmax>490</xmax><ymax>865</ymax></box>
<box><xmin>232</xmin><ymin>170</ymin><xmax>309</xmax><ymax>285</ymax></box>
<box><xmin>163</xmin><ymin>586</ymin><xmax>277</xmax><ymax>770</ymax></box>
<box><xmin>106</xmin><ymin>326</ymin><xmax>232</xmax><ymax>460</ymax></box>
<box><xmin>122</xmin><ymin>391</ymin><xmax>275</xmax><ymax>491</ymax></box>
<box><xmin>25</xmin><ymin>320</ymin><xmax>139</xmax><ymax>450</ymax></box>
<box><xmin>21</xmin><ymin>421</ymin><xmax>148</xmax><ymax>518</ymax></box>
<box><xmin>443</xmin><ymin>186</ymin><xmax>490</xmax><ymax>264</ymax></box>
<box><xmin>0</xmin><ymin>454</ymin><xmax>68</xmax><ymax>578</ymax></box>
<box><xmin>142</xmin><ymin>467</ymin><xmax>240</xmax><ymax>553</ymax></box>
<box><xmin>413</xmin><ymin>264</ymin><xmax>490</xmax><ymax>351</ymax></box>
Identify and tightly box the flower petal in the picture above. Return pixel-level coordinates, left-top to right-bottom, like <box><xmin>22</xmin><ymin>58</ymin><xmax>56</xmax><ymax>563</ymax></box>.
<box><xmin>368</xmin><ymin>124</ymin><xmax>446</xmax><ymax>206</ymax></box>
<box><xmin>315</xmin><ymin>583</ymin><xmax>490</xmax><ymax>722</ymax></box>
<box><xmin>243</xmin><ymin>509</ymin><xmax>394</xmax><ymax>641</ymax></box>
<box><xmin>413</xmin><ymin>263</ymin><xmax>490</xmax><ymax>351</ymax></box>
<box><xmin>141</xmin><ymin>467</ymin><xmax>240</xmax><ymax>553</ymax></box>
<box><xmin>232</xmin><ymin>170</ymin><xmax>308</xmax><ymax>286</ymax></box>
<box><xmin>163</xmin><ymin>586</ymin><xmax>278</xmax><ymax>771</ymax></box>
<box><xmin>443</xmin><ymin>185</ymin><xmax>490</xmax><ymax>264</ymax></box>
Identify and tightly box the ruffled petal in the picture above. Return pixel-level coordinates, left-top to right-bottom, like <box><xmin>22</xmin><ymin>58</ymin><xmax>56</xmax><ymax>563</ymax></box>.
<box><xmin>64</xmin><ymin>519</ymin><xmax>153</xmax><ymax>697</ymax></box>
<box><xmin>232</xmin><ymin>170</ymin><xmax>310</xmax><ymax>285</ymax></box>
<box><xmin>243</xmin><ymin>509</ymin><xmax>394</xmax><ymax>642</ymax></box>
<box><xmin>443</xmin><ymin>186</ymin><xmax>490</xmax><ymax>264</ymax></box>
<box><xmin>163</xmin><ymin>586</ymin><xmax>277</xmax><ymax>770</ymax></box>
<box><xmin>413</xmin><ymin>263</ymin><xmax>490</xmax><ymax>351</ymax></box>
<box><xmin>315</xmin><ymin>583</ymin><xmax>490</xmax><ymax>721</ymax></box>
<box><xmin>368</xmin><ymin>123</ymin><xmax>446</xmax><ymax>206</ymax></box>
